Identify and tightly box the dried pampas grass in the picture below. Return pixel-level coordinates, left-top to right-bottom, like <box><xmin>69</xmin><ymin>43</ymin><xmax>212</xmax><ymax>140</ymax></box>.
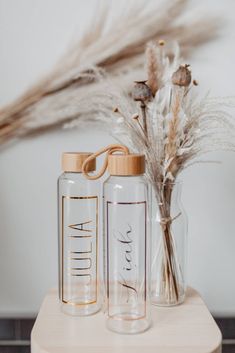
<box><xmin>0</xmin><ymin>0</ymin><xmax>219</xmax><ymax>145</ymax></box>
<box><xmin>66</xmin><ymin>41</ymin><xmax>235</xmax><ymax>304</ymax></box>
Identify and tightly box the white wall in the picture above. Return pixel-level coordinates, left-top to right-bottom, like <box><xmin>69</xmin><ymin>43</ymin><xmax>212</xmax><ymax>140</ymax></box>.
<box><xmin>0</xmin><ymin>0</ymin><xmax>235</xmax><ymax>317</ymax></box>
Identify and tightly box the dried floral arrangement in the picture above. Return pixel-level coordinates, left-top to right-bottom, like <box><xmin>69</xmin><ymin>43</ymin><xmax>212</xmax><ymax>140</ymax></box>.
<box><xmin>67</xmin><ymin>40</ymin><xmax>235</xmax><ymax>304</ymax></box>
<box><xmin>0</xmin><ymin>0</ymin><xmax>219</xmax><ymax>145</ymax></box>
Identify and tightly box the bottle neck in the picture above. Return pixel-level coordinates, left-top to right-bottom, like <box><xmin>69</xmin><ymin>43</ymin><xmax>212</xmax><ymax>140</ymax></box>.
<box><xmin>64</xmin><ymin>171</ymin><xmax>82</xmax><ymax>174</ymax></box>
<box><xmin>110</xmin><ymin>174</ymin><xmax>144</xmax><ymax>177</ymax></box>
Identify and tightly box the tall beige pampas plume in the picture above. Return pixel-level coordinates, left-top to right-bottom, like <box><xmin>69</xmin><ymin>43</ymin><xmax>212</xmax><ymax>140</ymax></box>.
<box><xmin>166</xmin><ymin>93</ymin><xmax>181</xmax><ymax>159</ymax></box>
<box><xmin>146</xmin><ymin>42</ymin><xmax>163</xmax><ymax>96</ymax></box>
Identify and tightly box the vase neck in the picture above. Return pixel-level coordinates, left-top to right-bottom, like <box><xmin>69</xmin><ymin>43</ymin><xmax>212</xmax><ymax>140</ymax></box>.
<box><xmin>155</xmin><ymin>181</ymin><xmax>183</xmax><ymax>216</ymax></box>
<box><xmin>169</xmin><ymin>182</ymin><xmax>182</xmax><ymax>205</ymax></box>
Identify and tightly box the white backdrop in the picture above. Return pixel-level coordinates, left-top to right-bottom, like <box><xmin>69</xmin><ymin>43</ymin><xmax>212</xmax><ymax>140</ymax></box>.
<box><xmin>0</xmin><ymin>0</ymin><xmax>235</xmax><ymax>317</ymax></box>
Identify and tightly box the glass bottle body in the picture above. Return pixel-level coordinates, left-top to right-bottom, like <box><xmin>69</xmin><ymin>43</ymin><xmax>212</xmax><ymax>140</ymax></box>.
<box><xmin>103</xmin><ymin>175</ymin><xmax>151</xmax><ymax>334</ymax></box>
<box><xmin>58</xmin><ymin>172</ymin><xmax>100</xmax><ymax>316</ymax></box>
<box><xmin>151</xmin><ymin>181</ymin><xmax>187</xmax><ymax>306</ymax></box>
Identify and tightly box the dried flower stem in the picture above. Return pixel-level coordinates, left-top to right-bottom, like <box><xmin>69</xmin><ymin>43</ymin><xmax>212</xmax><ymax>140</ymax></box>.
<box><xmin>158</xmin><ymin>184</ymin><xmax>181</xmax><ymax>302</ymax></box>
<box><xmin>140</xmin><ymin>102</ymin><xmax>148</xmax><ymax>135</ymax></box>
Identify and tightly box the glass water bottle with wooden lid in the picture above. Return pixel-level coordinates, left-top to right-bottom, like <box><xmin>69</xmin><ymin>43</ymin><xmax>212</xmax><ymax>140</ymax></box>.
<box><xmin>103</xmin><ymin>152</ymin><xmax>151</xmax><ymax>333</ymax></box>
<box><xmin>58</xmin><ymin>152</ymin><xmax>100</xmax><ymax>316</ymax></box>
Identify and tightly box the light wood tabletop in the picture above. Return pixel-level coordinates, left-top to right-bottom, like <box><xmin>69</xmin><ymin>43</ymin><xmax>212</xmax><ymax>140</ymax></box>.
<box><xmin>31</xmin><ymin>287</ymin><xmax>222</xmax><ymax>353</ymax></box>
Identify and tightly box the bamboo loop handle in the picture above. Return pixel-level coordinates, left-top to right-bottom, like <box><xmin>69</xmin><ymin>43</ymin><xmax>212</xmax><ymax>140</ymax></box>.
<box><xmin>82</xmin><ymin>144</ymin><xmax>129</xmax><ymax>180</ymax></box>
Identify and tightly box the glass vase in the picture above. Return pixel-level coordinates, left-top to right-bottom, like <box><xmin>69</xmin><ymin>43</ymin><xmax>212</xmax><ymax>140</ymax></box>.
<box><xmin>151</xmin><ymin>181</ymin><xmax>187</xmax><ymax>306</ymax></box>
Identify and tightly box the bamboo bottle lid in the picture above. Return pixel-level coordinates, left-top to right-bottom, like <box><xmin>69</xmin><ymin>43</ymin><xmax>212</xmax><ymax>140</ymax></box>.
<box><xmin>108</xmin><ymin>153</ymin><xmax>145</xmax><ymax>176</ymax></box>
<box><xmin>62</xmin><ymin>152</ymin><xmax>96</xmax><ymax>172</ymax></box>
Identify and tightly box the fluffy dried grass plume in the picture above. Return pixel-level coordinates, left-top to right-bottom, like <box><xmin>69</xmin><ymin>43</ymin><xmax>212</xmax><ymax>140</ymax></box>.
<box><xmin>146</xmin><ymin>41</ymin><xmax>164</xmax><ymax>96</ymax></box>
<box><xmin>0</xmin><ymin>0</ymin><xmax>220</xmax><ymax>145</ymax></box>
<box><xmin>65</xmin><ymin>40</ymin><xmax>235</xmax><ymax>183</ymax></box>
<box><xmin>80</xmin><ymin>41</ymin><xmax>234</xmax><ymax>304</ymax></box>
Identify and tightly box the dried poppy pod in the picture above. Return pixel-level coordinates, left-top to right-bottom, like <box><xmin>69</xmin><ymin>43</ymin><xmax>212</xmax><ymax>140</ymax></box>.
<box><xmin>132</xmin><ymin>81</ymin><xmax>152</xmax><ymax>102</ymax></box>
<box><xmin>172</xmin><ymin>65</ymin><xmax>192</xmax><ymax>87</ymax></box>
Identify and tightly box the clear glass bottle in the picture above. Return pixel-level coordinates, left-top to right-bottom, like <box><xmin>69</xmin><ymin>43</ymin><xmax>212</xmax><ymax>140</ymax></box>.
<box><xmin>151</xmin><ymin>181</ymin><xmax>188</xmax><ymax>306</ymax></box>
<box><xmin>103</xmin><ymin>154</ymin><xmax>151</xmax><ymax>334</ymax></box>
<box><xmin>58</xmin><ymin>152</ymin><xmax>100</xmax><ymax>316</ymax></box>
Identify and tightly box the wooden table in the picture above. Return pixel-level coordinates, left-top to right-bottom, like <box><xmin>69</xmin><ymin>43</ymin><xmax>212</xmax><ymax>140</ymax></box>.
<box><xmin>31</xmin><ymin>287</ymin><xmax>222</xmax><ymax>353</ymax></box>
